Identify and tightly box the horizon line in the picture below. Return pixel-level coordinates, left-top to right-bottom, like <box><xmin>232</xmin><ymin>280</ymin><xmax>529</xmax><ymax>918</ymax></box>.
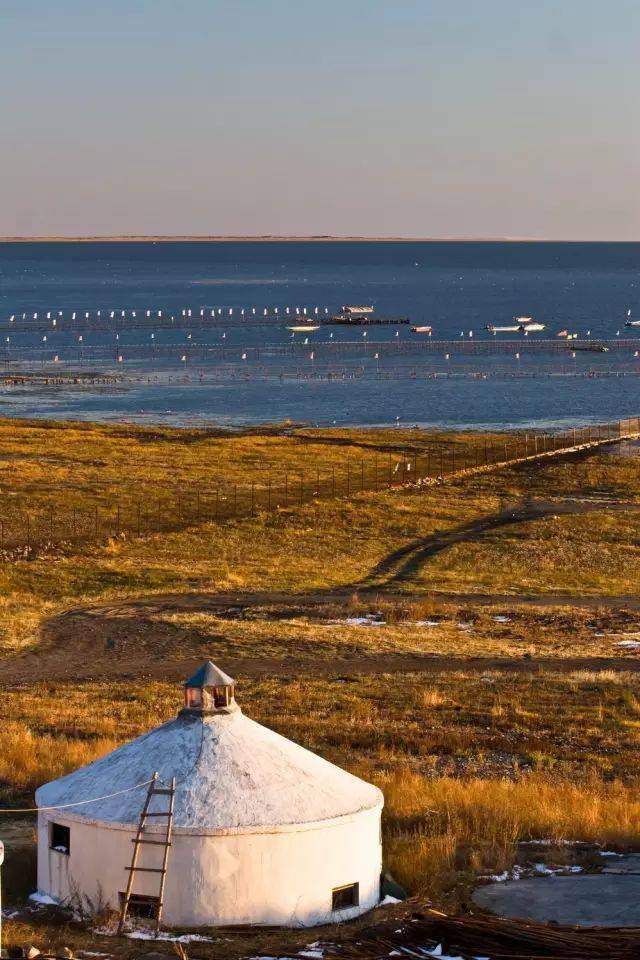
<box><xmin>0</xmin><ymin>234</ymin><xmax>638</xmax><ymax>244</ymax></box>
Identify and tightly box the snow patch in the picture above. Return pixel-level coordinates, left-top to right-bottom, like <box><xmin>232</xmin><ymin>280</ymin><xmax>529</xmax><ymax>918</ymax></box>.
<box><xmin>125</xmin><ymin>931</ymin><xmax>214</xmax><ymax>942</ymax></box>
<box><xmin>29</xmin><ymin>891</ymin><xmax>58</xmax><ymax>906</ymax></box>
<box><xmin>492</xmin><ymin>616</ymin><xmax>512</xmax><ymax>623</ymax></box>
<box><xmin>342</xmin><ymin>616</ymin><xmax>386</xmax><ymax>627</ymax></box>
<box><xmin>379</xmin><ymin>894</ymin><xmax>402</xmax><ymax>905</ymax></box>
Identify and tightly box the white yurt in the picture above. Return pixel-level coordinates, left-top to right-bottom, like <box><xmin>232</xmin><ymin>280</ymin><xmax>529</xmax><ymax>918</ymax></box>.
<box><xmin>35</xmin><ymin>663</ymin><xmax>384</xmax><ymax>928</ymax></box>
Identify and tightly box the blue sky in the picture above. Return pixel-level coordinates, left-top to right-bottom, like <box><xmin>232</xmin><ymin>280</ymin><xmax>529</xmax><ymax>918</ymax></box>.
<box><xmin>2</xmin><ymin>0</ymin><xmax>638</xmax><ymax>238</ymax></box>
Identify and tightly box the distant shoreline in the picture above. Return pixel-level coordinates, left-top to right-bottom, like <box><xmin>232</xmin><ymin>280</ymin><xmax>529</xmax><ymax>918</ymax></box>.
<box><xmin>0</xmin><ymin>235</ymin><xmax>633</xmax><ymax>244</ymax></box>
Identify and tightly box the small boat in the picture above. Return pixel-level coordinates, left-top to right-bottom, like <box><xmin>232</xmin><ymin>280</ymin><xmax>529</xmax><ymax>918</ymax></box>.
<box><xmin>519</xmin><ymin>322</ymin><xmax>545</xmax><ymax>332</ymax></box>
<box><xmin>410</xmin><ymin>325</ymin><xmax>432</xmax><ymax>334</ymax></box>
<box><xmin>288</xmin><ymin>325</ymin><xmax>320</xmax><ymax>332</ymax></box>
<box><xmin>570</xmin><ymin>343</ymin><xmax>609</xmax><ymax>353</ymax></box>
<box><xmin>486</xmin><ymin>323</ymin><xmax>521</xmax><ymax>333</ymax></box>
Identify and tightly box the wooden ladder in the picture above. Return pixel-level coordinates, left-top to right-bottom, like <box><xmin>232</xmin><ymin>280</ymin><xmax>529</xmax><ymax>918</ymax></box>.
<box><xmin>117</xmin><ymin>772</ymin><xmax>176</xmax><ymax>935</ymax></box>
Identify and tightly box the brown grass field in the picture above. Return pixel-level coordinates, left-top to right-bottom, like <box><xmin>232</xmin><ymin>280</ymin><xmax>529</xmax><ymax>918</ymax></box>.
<box><xmin>0</xmin><ymin>420</ymin><xmax>640</xmax><ymax>957</ymax></box>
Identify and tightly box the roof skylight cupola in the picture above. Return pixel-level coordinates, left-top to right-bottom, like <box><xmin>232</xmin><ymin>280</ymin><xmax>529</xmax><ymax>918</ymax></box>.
<box><xmin>181</xmin><ymin>661</ymin><xmax>237</xmax><ymax>716</ymax></box>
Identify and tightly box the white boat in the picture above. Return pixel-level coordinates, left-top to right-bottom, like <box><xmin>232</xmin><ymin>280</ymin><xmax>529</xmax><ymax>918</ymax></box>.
<box><xmin>287</xmin><ymin>325</ymin><xmax>320</xmax><ymax>332</ymax></box>
<box><xmin>410</xmin><ymin>325</ymin><xmax>432</xmax><ymax>334</ymax></box>
<box><xmin>519</xmin><ymin>322</ymin><xmax>545</xmax><ymax>332</ymax></box>
<box><xmin>486</xmin><ymin>323</ymin><xmax>521</xmax><ymax>333</ymax></box>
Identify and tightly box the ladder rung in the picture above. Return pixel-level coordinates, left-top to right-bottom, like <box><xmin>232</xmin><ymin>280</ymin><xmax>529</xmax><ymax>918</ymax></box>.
<box><xmin>143</xmin><ymin>811</ymin><xmax>172</xmax><ymax>817</ymax></box>
<box><xmin>132</xmin><ymin>839</ymin><xmax>172</xmax><ymax>846</ymax></box>
<box><xmin>126</xmin><ymin>866</ymin><xmax>167</xmax><ymax>873</ymax></box>
<box><xmin>151</xmin><ymin>788</ymin><xmax>175</xmax><ymax>796</ymax></box>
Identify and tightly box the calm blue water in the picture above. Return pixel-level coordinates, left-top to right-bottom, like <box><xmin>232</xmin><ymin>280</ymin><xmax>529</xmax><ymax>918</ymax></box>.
<box><xmin>0</xmin><ymin>240</ymin><xmax>639</xmax><ymax>428</ymax></box>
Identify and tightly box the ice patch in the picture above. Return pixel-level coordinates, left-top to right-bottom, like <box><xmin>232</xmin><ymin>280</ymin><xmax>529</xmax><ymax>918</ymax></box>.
<box><xmin>492</xmin><ymin>616</ymin><xmax>512</xmax><ymax>623</ymax></box>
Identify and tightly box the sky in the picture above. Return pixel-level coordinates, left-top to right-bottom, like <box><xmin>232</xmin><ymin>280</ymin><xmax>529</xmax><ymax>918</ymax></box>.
<box><xmin>1</xmin><ymin>0</ymin><xmax>639</xmax><ymax>239</ymax></box>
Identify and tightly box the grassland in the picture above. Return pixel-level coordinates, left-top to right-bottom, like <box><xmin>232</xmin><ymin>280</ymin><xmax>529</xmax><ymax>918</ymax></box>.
<box><xmin>0</xmin><ymin>419</ymin><xmax>639</xmax><ymax>956</ymax></box>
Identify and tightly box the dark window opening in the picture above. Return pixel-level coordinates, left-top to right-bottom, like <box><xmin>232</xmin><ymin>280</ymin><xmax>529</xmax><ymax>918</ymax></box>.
<box><xmin>118</xmin><ymin>893</ymin><xmax>160</xmax><ymax>920</ymax></box>
<box><xmin>50</xmin><ymin>823</ymin><xmax>70</xmax><ymax>855</ymax></box>
<box><xmin>213</xmin><ymin>686</ymin><xmax>230</xmax><ymax>708</ymax></box>
<box><xmin>332</xmin><ymin>882</ymin><xmax>359</xmax><ymax>911</ymax></box>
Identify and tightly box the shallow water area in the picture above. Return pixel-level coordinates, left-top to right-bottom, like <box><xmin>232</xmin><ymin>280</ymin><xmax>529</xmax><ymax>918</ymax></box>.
<box><xmin>1</xmin><ymin>240</ymin><xmax>640</xmax><ymax>428</ymax></box>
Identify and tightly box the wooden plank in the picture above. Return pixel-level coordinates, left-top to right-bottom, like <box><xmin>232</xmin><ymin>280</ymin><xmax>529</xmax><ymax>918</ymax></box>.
<box><xmin>131</xmin><ymin>839</ymin><xmax>172</xmax><ymax>846</ymax></box>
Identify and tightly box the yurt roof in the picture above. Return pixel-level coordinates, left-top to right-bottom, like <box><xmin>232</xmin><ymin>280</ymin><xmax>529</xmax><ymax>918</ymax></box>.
<box><xmin>35</xmin><ymin>710</ymin><xmax>383</xmax><ymax>833</ymax></box>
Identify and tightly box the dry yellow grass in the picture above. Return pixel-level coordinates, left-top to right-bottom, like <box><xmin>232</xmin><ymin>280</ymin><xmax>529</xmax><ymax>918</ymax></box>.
<box><xmin>381</xmin><ymin>770</ymin><xmax>640</xmax><ymax>902</ymax></box>
<box><xmin>0</xmin><ymin>722</ymin><xmax>116</xmax><ymax>797</ymax></box>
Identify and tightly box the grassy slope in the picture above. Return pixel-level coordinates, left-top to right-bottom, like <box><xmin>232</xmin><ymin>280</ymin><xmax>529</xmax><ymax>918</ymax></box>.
<box><xmin>1</xmin><ymin>423</ymin><xmax>640</xmax><ymax>949</ymax></box>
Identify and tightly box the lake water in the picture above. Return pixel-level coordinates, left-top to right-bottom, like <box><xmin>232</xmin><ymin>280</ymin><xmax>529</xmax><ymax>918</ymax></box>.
<box><xmin>0</xmin><ymin>240</ymin><xmax>639</xmax><ymax>429</ymax></box>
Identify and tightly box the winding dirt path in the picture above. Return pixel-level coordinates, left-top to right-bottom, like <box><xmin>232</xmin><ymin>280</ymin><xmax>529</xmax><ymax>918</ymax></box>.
<box><xmin>2</xmin><ymin>496</ymin><xmax>639</xmax><ymax>686</ymax></box>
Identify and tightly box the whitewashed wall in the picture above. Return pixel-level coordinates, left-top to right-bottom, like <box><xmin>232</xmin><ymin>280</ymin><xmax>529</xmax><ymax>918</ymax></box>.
<box><xmin>37</xmin><ymin>804</ymin><xmax>382</xmax><ymax>927</ymax></box>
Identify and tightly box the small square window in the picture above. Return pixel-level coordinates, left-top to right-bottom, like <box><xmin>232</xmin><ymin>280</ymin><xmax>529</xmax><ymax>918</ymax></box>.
<box><xmin>119</xmin><ymin>893</ymin><xmax>160</xmax><ymax>920</ymax></box>
<box><xmin>50</xmin><ymin>823</ymin><xmax>70</xmax><ymax>855</ymax></box>
<box><xmin>332</xmin><ymin>882</ymin><xmax>359</xmax><ymax>911</ymax></box>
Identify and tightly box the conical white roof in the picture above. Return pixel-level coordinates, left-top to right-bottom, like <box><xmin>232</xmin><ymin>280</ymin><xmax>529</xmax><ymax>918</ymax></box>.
<box><xmin>35</xmin><ymin>710</ymin><xmax>383</xmax><ymax>833</ymax></box>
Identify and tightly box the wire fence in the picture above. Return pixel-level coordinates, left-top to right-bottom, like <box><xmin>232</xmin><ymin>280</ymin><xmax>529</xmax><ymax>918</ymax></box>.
<box><xmin>1</xmin><ymin>417</ymin><xmax>638</xmax><ymax>556</ymax></box>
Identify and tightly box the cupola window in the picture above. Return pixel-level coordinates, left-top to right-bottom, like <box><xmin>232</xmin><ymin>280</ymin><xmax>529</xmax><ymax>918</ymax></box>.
<box><xmin>181</xmin><ymin>661</ymin><xmax>237</xmax><ymax>716</ymax></box>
